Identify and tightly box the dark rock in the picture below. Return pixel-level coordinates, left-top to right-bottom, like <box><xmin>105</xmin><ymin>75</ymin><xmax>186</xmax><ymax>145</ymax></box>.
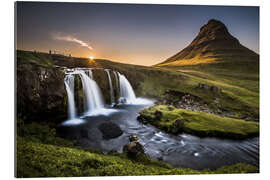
<box><xmin>154</xmin><ymin>110</ymin><xmax>162</xmax><ymax>120</ymax></box>
<box><xmin>80</xmin><ymin>128</ymin><xmax>89</xmax><ymax>138</ymax></box>
<box><xmin>123</xmin><ymin>141</ymin><xmax>144</xmax><ymax>156</ymax></box>
<box><xmin>17</xmin><ymin>62</ymin><xmax>67</xmax><ymax>122</ymax></box>
<box><xmin>171</xmin><ymin>119</ymin><xmax>185</xmax><ymax>134</ymax></box>
<box><xmin>98</xmin><ymin>122</ymin><xmax>123</xmax><ymax>139</ymax></box>
<box><xmin>198</xmin><ymin>83</ymin><xmax>221</xmax><ymax>94</ymax></box>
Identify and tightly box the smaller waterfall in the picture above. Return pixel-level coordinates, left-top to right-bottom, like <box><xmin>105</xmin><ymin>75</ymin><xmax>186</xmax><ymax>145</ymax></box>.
<box><xmin>64</xmin><ymin>74</ymin><xmax>76</xmax><ymax>119</ymax></box>
<box><xmin>105</xmin><ymin>69</ymin><xmax>115</xmax><ymax>106</ymax></box>
<box><xmin>117</xmin><ymin>72</ymin><xmax>136</xmax><ymax>104</ymax></box>
<box><xmin>88</xmin><ymin>69</ymin><xmax>93</xmax><ymax>79</ymax></box>
<box><xmin>77</xmin><ymin>70</ymin><xmax>104</xmax><ymax>114</ymax></box>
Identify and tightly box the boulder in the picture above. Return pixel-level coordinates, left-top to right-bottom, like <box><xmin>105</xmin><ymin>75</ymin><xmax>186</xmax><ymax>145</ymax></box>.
<box><xmin>80</xmin><ymin>128</ymin><xmax>89</xmax><ymax>138</ymax></box>
<box><xmin>98</xmin><ymin>122</ymin><xmax>123</xmax><ymax>139</ymax></box>
<box><xmin>154</xmin><ymin>110</ymin><xmax>162</xmax><ymax>120</ymax></box>
<box><xmin>129</xmin><ymin>134</ymin><xmax>139</xmax><ymax>142</ymax></box>
<box><xmin>123</xmin><ymin>141</ymin><xmax>144</xmax><ymax>156</ymax></box>
<box><xmin>171</xmin><ymin>119</ymin><xmax>185</xmax><ymax>134</ymax></box>
<box><xmin>198</xmin><ymin>83</ymin><xmax>221</xmax><ymax>94</ymax></box>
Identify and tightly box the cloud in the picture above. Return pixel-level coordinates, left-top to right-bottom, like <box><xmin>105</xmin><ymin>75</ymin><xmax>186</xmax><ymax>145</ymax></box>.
<box><xmin>53</xmin><ymin>34</ymin><xmax>93</xmax><ymax>50</ymax></box>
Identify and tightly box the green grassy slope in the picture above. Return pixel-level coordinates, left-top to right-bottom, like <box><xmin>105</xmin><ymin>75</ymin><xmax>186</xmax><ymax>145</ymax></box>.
<box><xmin>138</xmin><ymin>105</ymin><xmax>259</xmax><ymax>139</ymax></box>
<box><xmin>16</xmin><ymin>50</ymin><xmax>259</xmax><ymax>120</ymax></box>
<box><xmin>16</xmin><ymin>123</ymin><xmax>258</xmax><ymax>177</ymax></box>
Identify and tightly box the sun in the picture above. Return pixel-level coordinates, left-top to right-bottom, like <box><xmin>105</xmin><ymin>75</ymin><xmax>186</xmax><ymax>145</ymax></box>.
<box><xmin>89</xmin><ymin>56</ymin><xmax>94</xmax><ymax>60</ymax></box>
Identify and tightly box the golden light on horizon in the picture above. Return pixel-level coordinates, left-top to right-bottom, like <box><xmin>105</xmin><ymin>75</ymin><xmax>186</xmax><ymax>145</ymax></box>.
<box><xmin>89</xmin><ymin>56</ymin><xmax>94</xmax><ymax>60</ymax></box>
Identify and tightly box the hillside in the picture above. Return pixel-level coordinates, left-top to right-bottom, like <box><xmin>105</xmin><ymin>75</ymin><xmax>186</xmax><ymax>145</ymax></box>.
<box><xmin>156</xmin><ymin>19</ymin><xmax>259</xmax><ymax>68</ymax></box>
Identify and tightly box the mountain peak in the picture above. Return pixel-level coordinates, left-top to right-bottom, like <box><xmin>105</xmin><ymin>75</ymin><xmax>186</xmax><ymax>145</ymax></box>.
<box><xmin>191</xmin><ymin>19</ymin><xmax>239</xmax><ymax>47</ymax></box>
<box><xmin>157</xmin><ymin>19</ymin><xmax>258</xmax><ymax>66</ymax></box>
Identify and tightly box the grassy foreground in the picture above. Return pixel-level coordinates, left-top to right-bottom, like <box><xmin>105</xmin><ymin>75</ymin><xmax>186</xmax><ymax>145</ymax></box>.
<box><xmin>138</xmin><ymin>105</ymin><xmax>259</xmax><ymax>139</ymax></box>
<box><xmin>16</xmin><ymin>122</ymin><xmax>258</xmax><ymax>177</ymax></box>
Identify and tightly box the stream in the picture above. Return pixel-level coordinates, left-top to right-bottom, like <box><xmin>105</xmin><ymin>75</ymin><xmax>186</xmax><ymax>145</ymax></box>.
<box><xmin>57</xmin><ymin>101</ymin><xmax>259</xmax><ymax>170</ymax></box>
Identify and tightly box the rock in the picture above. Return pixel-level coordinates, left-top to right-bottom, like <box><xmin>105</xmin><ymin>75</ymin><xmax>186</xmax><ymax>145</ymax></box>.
<box><xmin>80</xmin><ymin>128</ymin><xmax>89</xmax><ymax>138</ymax></box>
<box><xmin>98</xmin><ymin>122</ymin><xmax>123</xmax><ymax>139</ymax></box>
<box><xmin>171</xmin><ymin>119</ymin><xmax>184</xmax><ymax>134</ymax></box>
<box><xmin>17</xmin><ymin>61</ymin><xmax>67</xmax><ymax>122</ymax></box>
<box><xmin>154</xmin><ymin>110</ymin><xmax>162</xmax><ymax>120</ymax></box>
<box><xmin>129</xmin><ymin>134</ymin><xmax>139</xmax><ymax>142</ymax></box>
<box><xmin>123</xmin><ymin>141</ymin><xmax>144</xmax><ymax>156</ymax></box>
<box><xmin>198</xmin><ymin>83</ymin><xmax>221</xmax><ymax>94</ymax></box>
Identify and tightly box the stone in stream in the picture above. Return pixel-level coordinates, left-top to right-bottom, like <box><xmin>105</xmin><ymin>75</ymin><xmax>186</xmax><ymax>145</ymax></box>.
<box><xmin>123</xmin><ymin>141</ymin><xmax>144</xmax><ymax>156</ymax></box>
<box><xmin>98</xmin><ymin>122</ymin><xmax>123</xmax><ymax>140</ymax></box>
<box><xmin>129</xmin><ymin>134</ymin><xmax>139</xmax><ymax>142</ymax></box>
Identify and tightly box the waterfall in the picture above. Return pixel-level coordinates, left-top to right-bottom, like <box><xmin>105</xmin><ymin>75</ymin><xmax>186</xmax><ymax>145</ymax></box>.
<box><xmin>77</xmin><ymin>70</ymin><xmax>104</xmax><ymax>114</ymax></box>
<box><xmin>117</xmin><ymin>72</ymin><xmax>136</xmax><ymax>104</ymax></box>
<box><xmin>88</xmin><ymin>69</ymin><xmax>93</xmax><ymax>79</ymax></box>
<box><xmin>62</xmin><ymin>67</ymin><xmax>151</xmax><ymax>122</ymax></box>
<box><xmin>105</xmin><ymin>69</ymin><xmax>115</xmax><ymax>105</ymax></box>
<box><xmin>64</xmin><ymin>74</ymin><xmax>76</xmax><ymax>119</ymax></box>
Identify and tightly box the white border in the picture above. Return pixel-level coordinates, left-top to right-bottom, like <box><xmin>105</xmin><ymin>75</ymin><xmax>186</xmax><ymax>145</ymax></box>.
<box><xmin>1</xmin><ymin>0</ymin><xmax>269</xmax><ymax>180</ymax></box>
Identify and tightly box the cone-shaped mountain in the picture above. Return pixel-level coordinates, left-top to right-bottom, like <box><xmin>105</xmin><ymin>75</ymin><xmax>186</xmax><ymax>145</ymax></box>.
<box><xmin>157</xmin><ymin>19</ymin><xmax>258</xmax><ymax>66</ymax></box>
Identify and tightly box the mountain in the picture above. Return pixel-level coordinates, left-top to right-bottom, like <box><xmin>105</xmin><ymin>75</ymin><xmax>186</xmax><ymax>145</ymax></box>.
<box><xmin>156</xmin><ymin>19</ymin><xmax>259</xmax><ymax>67</ymax></box>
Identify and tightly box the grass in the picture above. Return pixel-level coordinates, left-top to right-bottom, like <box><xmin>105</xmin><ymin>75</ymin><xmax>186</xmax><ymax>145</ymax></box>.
<box><xmin>17</xmin><ymin>50</ymin><xmax>55</xmax><ymax>68</ymax></box>
<box><xmin>17</xmin><ymin>137</ymin><xmax>258</xmax><ymax>177</ymax></box>
<box><xmin>16</xmin><ymin>50</ymin><xmax>260</xmax><ymax>176</ymax></box>
<box><xmin>16</xmin><ymin>122</ymin><xmax>258</xmax><ymax>177</ymax></box>
<box><xmin>17</xmin><ymin>50</ymin><xmax>259</xmax><ymax>120</ymax></box>
<box><xmin>138</xmin><ymin>105</ymin><xmax>259</xmax><ymax>139</ymax></box>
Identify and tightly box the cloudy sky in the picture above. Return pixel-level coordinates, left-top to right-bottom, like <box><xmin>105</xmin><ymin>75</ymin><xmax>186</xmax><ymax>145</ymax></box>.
<box><xmin>16</xmin><ymin>2</ymin><xmax>259</xmax><ymax>66</ymax></box>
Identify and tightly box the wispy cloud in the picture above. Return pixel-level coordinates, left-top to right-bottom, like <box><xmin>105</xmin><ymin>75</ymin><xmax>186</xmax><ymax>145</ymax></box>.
<box><xmin>53</xmin><ymin>33</ymin><xmax>93</xmax><ymax>50</ymax></box>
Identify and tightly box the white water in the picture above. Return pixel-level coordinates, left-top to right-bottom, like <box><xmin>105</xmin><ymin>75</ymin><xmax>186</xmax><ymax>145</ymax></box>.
<box><xmin>117</xmin><ymin>72</ymin><xmax>136</xmax><ymax>104</ymax></box>
<box><xmin>63</xmin><ymin>68</ymin><xmax>152</xmax><ymax>125</ymax></box>
<box><xmin>105</xmin><ymin>69</ymin><xmax>115</xmax><ymax>105</ymax></box>
<box><xmin>88</xmin><ymin>69</ymin><xmax>93</xmax><ymax>79</ymax></box>
<box><xmin>64</xmin><ymin>74</ymin><xmax>76</xmax><ymax>119</ymax></box>
<box><xmin>77</xmin><ymin>70</ymin><xmax>104</xmax><ymax>115</ymax></box>
<box><xmin>63</xmin><ymin>74</ymin><xmax>85</xmax><ymax>125</ymax></box>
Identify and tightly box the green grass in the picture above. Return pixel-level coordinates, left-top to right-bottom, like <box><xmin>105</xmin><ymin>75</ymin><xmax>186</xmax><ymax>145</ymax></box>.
<box><xmin>16</xmin><ymin>122</ymin><xmax>258</xmax><ymax>177</ymax></box>
<box><xmin>139</xmin><ymin>105</ymin><xmax>259</xmax><ymax>139</ymax></box>
<box><xmin>16</xmin><ymin>137</ymin><xmax>258</xmax><ymax>177</ymax></box>
<box><xmin>17</xmin><ymin>50</ymin><xmax>55</xmax><ymax>68</ymax></box>
<box><xmin>17</xmin><ymin>50</ymin><xmax>259</xmax><ymax>120</ymax></box>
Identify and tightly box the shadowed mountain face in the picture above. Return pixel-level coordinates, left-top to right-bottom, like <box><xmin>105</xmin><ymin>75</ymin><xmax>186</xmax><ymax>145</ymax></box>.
<box><xmin>158</xmin><ymin>19</ymin><xmax>258</xmax><ymax>66</ymax></box>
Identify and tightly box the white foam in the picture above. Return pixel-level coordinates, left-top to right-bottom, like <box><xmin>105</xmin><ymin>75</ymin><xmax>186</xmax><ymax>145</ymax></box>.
<box><xmin>83</xmin><ymin>108</ymin><xmax>122</xmax><ymax>117</ymax></box>
<box><xmin>61</xmin><ymin>118</ymin><xmax>85</xmax><ymax>126</ymax></box>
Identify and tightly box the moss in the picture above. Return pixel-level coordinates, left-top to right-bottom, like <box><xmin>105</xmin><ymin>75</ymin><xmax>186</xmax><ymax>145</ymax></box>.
<box><xmin>17</xmin><ymin>50</ymin><xmax>259</xmax><ymax>120</ymax></box>
<box><xmin>16</xmin><ymin>138</ymin><xmax>258</xmax><ymax>177</ymax></box>
<box><xmin>138</xmin><ymin>105</ymin><xmax>259</xmax><ymax>139</ymax></box>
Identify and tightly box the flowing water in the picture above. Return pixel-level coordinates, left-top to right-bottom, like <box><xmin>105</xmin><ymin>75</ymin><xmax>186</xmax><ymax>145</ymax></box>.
<box><xmin>58</xmin><ymin>103</ymin><xmax>259</xmax><ymax>170</ymax></box>
<box><xmin>64</xmin><ymin>74</ymin><xmax>76</xmax><ymax>119</ymax></box>
<box><xmin>77</xmin><ymin>70</ymin><xmax>104</xmax><ymax>115</ymax></box>
<box><xmin>117</xmin><ymin>72</ymin><xmax>136</xmax><ymax>104</ymax></box>
<box><xmin>105</xmin><ymin>69</ymin><xmax>115</xmax><ymax>106</ymax></box>
<box><xmin>61</xmin><ymin>68</ymin><xmax>259</xmax><ymax>170</ymax></box>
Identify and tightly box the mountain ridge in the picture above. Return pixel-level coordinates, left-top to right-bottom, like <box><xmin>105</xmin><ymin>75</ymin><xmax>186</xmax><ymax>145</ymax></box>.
<box><xmin>156</xmin><ymin>19</ymin><xmax>258</xmax><ymax>67</ymax></box>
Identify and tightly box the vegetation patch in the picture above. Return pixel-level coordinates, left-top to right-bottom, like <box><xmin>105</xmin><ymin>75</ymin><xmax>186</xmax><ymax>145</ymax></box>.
<box><xmin>16</xmin><ymin>122</ymin><xmax>258</xmax><ymax>177</ymax></box>
<box><xmin>138</xmin><ymin>105</ymin><xmax>259</xmax><ymax>139</ymax></box>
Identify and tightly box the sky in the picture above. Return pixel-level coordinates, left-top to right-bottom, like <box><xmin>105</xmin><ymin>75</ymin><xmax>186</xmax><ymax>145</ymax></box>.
<box><xmin>16</xmin><ymin>2</ymin><xmax>259</xmax><ymax>66</ymax></box>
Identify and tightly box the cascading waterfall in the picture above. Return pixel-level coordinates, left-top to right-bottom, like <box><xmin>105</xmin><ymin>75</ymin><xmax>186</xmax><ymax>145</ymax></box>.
<box><xmin>105</xmin><ymin>69</ymin><xmax>115</xmax><ymax>105</ymax></box>
<box><xmin>77</xmin><ymin>70</ymin><xmax>104</xmax><ymax>114</ymax></box>
<box><xmin>88</xmin><ymin>69</ymin><xmax>93</xmax><ymax>79</ymax></box>
<box><xmin>62</xmin><ymin>67</ymin><xmax>151</xmax><ymax>125</ymax></box>
<box><xmin>64</xmin><ymin>74</ymin><xmax>76</xmax><ymax>119</ymax></box>
<box><xmin>117</xmin><ymin>72</ymin><xmax>136</xmax><ymax>104</ymax></box>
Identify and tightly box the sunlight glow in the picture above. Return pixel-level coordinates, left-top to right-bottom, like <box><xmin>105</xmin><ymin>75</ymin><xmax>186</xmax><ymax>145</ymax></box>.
<box><xmin>89</xmin><ymin>56</ymin><xmax>94</xmax><ymax>60</ymax></box>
